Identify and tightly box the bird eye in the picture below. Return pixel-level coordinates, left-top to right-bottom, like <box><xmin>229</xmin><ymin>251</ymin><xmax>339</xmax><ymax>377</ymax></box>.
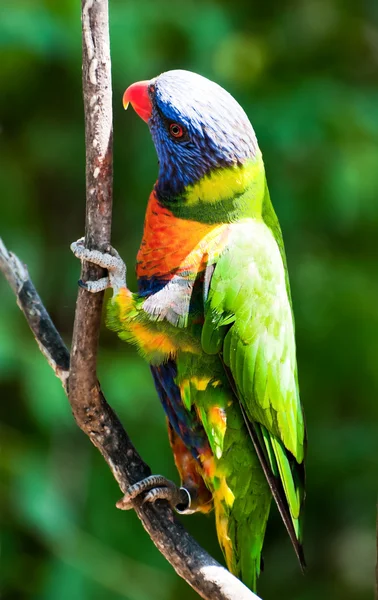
<box><xmin>169</xmin><ymin>123</ymin><xmax>185</xmax><ymax>138</ymax></box>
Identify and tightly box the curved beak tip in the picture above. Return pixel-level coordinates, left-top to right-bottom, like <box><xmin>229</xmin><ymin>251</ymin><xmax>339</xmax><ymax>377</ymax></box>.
<box><xmin>122</xmin><ymin>80</ymin><xmax>152</xmax><ymax>123</ymax></box>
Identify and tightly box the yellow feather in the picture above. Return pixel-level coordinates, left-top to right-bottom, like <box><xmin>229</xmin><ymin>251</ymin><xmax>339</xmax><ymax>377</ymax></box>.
<box><xmin>213</xmin><ymin>477</ymin><xmax>235</xmax><ymax>569</ymax></box>
<box><xmin>184</xmin><ymin>153</ymin><xmax>263</xmax><ymax>205</ymax></box>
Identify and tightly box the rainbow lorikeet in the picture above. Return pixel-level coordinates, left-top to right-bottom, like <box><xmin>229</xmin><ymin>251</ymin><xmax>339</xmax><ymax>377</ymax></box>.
<box><xmin>71</xmin><ymin>70</ymin><xmax>306</xmax><ymax>591</ymax></box>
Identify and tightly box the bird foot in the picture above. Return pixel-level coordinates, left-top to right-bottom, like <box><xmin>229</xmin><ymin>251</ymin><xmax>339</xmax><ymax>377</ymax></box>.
<box><xmin>70</xmin><ymin>237</ymin><xmax>127</xmax><ymax>296</ymax></box>
<box><xmin>116</xmin><ymin>475</ymin><xmax>193</xmax><ymax>514</ymax></box>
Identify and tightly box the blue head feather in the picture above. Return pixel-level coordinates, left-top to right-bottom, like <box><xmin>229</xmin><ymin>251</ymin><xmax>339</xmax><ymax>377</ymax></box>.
<box><xmin>147</xmin><ymin>70</ymin><xmax>258</xmax><ymax>200</ymax></box>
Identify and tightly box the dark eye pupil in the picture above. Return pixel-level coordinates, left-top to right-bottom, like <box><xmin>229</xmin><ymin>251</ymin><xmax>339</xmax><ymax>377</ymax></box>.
<box><xmin>170</xmin><ymin>123</ymin><xmax>183</xmax><ymax>138</ymax></box>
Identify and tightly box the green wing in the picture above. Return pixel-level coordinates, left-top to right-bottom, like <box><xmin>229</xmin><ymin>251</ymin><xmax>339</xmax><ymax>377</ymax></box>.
<box><xmin>202</xmin><ymin>215</ymin><xmax>306</xmax><ymax>567</ymax></box>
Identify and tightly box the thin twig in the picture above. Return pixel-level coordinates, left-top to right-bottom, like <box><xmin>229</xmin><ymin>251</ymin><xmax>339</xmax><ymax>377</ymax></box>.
<box><xmin>0</xmin><ymin>238</ymin><xmax>70</xmax><ymax>387</ymax></box>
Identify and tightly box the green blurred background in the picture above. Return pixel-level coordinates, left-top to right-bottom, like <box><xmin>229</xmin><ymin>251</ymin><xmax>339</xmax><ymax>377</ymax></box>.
<box><xmin>1</xmin><ymin>1</ymin><xmax>377</xmax><ymax>598</ymax></box>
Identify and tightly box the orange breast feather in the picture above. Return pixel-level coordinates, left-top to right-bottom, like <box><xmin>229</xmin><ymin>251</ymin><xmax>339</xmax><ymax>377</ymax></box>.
<box><xmin>136</xmin><ymin>190</ymin><xmax>229</xmax><ymax>280</ymax></box>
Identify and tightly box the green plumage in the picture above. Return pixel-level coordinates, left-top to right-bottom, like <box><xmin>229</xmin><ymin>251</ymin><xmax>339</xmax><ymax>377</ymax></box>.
<box><xmin>107</xmin><ymin>159</ymin><xmax>306</xmax><ymax>590</ymax></box>
<box><xmin>201</xmin><ymin>178</ymin><xmax>306</xmax><ymax>569</ymax></box>
<box><xmin>108</xmin><ymin>71</ymin><xmax>306</xmax><ymax>591</ymax></box>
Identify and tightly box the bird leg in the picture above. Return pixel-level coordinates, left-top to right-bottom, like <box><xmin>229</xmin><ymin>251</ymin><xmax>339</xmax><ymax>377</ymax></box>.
<box><xmin>116</xmin><ymin>475</ymin><xmax>193</xmax><ymax>514</ymax></box>
<box><xmin>70</xmin><ymin>237</ymin><xmax>127</xmax><ymax>296</ymax></box>
<box><xmin>71</xmin><ymin>240</ymin><xmax>209</xmax><ymax>516</ymax></box>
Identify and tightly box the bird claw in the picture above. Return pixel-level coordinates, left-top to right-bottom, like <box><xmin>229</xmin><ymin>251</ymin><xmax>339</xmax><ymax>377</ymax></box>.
<box><xmin>116</xmin><ymin>475</ymin><xmax>192</xmax><ymax>514</ymax></box>
<box><xmin>71</xmin><ymin>237</ymin><xmax>127</xmax><ymax>296</ymax></box>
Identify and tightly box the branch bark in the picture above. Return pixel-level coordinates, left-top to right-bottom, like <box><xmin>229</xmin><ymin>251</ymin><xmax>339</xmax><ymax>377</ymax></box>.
<box><xmin>0</xmin><ymin>238</ymin><xmax>261</xmax><ymax>600</ymax></box>
<box><xmin>0</xmin><ymin>1</ymin><xmax>261</xmax><ymax>599</ymax></box>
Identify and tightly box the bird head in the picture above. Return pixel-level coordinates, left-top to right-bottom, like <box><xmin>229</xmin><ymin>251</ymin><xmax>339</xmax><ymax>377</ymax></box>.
<box><xmin>123</xmin><ymin>70</ymin><xmax>259</xmax><ymax>203</ymax></box>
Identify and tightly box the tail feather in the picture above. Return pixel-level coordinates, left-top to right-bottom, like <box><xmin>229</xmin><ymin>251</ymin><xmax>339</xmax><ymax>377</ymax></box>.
<box><xmin>221</xmin><ymin>357</ymin><xmax>306</xmax><ymax>571</ymax></box>
<box><xmin>241</xmin><ymin>405</ymin><xmax>306</xmax><ymax>570</ymax></box>
<box><xmin>213</xmin><ymin>476</ymin><xmax>271</xmax><ymax>592</ymax></box>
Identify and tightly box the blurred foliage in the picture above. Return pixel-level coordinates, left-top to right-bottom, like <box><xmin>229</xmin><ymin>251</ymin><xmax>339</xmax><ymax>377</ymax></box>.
<box><xmin>0</xmin><ymin>0</ymin><xmax>377</xmax><ymax>598</ymax></box>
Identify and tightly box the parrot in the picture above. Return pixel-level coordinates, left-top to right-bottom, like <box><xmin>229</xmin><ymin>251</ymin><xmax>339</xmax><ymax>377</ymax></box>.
<box><xmin>71</xmin><ymin>69</ymin><xmax>306</xmax><ymax>592</ymax></box>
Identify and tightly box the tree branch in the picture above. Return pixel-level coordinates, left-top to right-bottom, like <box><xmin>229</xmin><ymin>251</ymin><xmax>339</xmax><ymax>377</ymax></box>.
<box><xmin>0</xmin><ymin>1</ymin><xmax>261</xmax><ymax>598</ymax></box>
<box><xmin>0</xmin><ymin>241</ymin><xmax>260</xmax><ymax>600</ymax></box>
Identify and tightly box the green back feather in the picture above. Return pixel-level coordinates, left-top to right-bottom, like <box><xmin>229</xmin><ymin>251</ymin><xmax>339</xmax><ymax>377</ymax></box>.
<box><xmin>203</xmin><ymin>188</ymin><xmax>306</xmax><ymax>559</ymax></box>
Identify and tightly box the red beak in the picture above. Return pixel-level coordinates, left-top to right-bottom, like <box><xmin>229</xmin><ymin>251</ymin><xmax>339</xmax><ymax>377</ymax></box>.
<box><xmin>123</xmin><ymin>80</ymin><xmax>152</xmax><ymax>123</ymax></box>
